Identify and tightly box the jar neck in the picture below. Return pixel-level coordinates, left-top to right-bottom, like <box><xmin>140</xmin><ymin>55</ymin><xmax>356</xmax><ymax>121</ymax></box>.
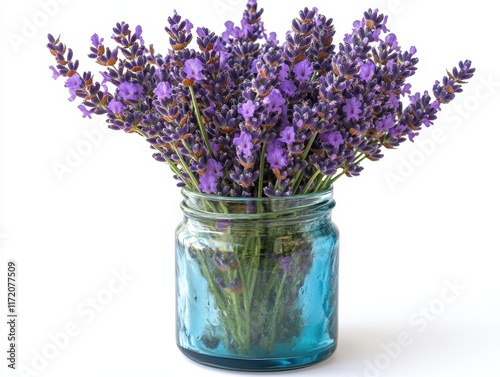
<box><xmin>180</xmin><ymin>189</ymin><xmax>335</xmax><ymax>223</ymax></box>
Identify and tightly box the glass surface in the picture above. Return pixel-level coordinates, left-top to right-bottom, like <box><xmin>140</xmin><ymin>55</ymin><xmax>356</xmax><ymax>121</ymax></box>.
<box><xmin>175</xmin><ymin>189</ymin><xmax>339</xmax><ymax>371</ymax></box>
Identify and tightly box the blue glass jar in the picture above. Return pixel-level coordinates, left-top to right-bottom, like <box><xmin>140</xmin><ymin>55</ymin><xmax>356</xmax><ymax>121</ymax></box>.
<box><xmin>175</xmin><ymin>189</ymin><xmax>339</xmax><ymax>371</ymax></box>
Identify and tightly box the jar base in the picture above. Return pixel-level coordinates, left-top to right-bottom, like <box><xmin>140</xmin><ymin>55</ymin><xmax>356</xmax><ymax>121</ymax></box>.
<box><xmin>177</xmin><ymin>344</ymin><xmax>336</xmax><ymax>372</ymax></box>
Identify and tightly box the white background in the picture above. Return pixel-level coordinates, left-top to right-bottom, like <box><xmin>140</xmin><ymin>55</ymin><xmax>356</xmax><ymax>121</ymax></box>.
<box><xmin>1</xmin><ymin>0</ymin><xmax>499</xmax><ymax>376</ymax></box>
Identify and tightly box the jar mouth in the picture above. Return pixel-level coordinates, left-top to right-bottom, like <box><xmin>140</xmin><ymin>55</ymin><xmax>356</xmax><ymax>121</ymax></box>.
<box><xmin>180</xmin><ymin>189</ymin><xmax>335</xmax><ymax>221</ymax></box>
<box><xmin>182</xmin><ymin>188</ymin><xmax>334</xmax><ymax>203</ymax></box>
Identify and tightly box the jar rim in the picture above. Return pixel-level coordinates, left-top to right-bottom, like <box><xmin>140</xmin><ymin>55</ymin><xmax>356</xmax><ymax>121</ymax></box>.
<box><xmin>180</xmin><ymin>188</ymin><xmax>335</xmax><ymax>222</ymax></box>
<box><xmin>181</xmin><ymin>188</ymin><xmax>334</xmax><ymax>203</ymax></box>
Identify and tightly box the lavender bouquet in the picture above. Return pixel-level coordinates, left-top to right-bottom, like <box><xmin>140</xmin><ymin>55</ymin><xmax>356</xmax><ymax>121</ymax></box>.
<box><xmin>47</xmin><ymin>0</ymin><xmax>474</xmax><ymax>365</ymax></box>
<box><xmin>47</xmin><ymin>2</ymin><xmax>474</xmax><ymax>197</ymax></box>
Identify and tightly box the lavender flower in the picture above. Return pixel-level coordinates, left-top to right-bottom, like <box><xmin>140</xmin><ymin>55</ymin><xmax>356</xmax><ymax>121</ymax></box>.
<box><xmin>206</xmin><ymin>158</ymin><xmax>224</xmax><ymax>178</ymax></box>
<box><xmin>117</xmin><ymin>82</ymin><xmax>143</xmax><ymax>101</ymax></box>
<box><xmin>280</xmin><ymin>80</ymin><xmax>297</xmax><ymax>97</ymax></box>
<box><xmin>183</xmin><ymin>58</ymin><xmax>206</xmax><ymax>81</ymax></box>
<box><xmin>91</xmin><ymin>33</ymin><xmax>103</xmax><ymax>48</ymax></box>
<box><xmin>78</xmin><ymin>104</ymin><xmax>93</xmax><ymax>118</ymax></box>
<box><xmin>46</xmin><ymin>1</ymin><xmax>474</xmax><ymax>197</ymax></box>
<box><xmin>154</xmin><ymin>81</ymin><xmax>173</xmax><ymax>99</ymax></box>
<box><xmin>49</xmin><ymin>66</ymin><xmax>61</xmax><ymax>80</ymax></box>
<box><xmin>266</xmin><ymin>140</ymin><xmax>288</xmax><ymax>170</ymax></box>
<box><xmin>238</xmin><ymin>100</ymin><xmax>256</xmax><ymax>122</ymax></box>
<box><xmin>64</xmin><ymin>74</ymin><xmax>82</xmax><ymax>101</ymax></box>
<box><xmin>343</xmin><ymin>97</ymin><xmax>362</xmax><ymax>121</ymax></box>
<box><xmin>267</xmin><ymin>149</ymin><xmax>287</xmax><ymax>170</ymax></box>
<box><xmin>293</xmin><ymin>59</ymin><xmax>314</xmax><ymax>81</ymax></box>
<box><xmin>263</xmin><ymin>89</ymin><xmax>285</xmax><ymax>113</ymax></box>
<box><xmin>199</xmin><ymin>173</ymin><xmax>218</xmax><ymax>194</ymax></box>
<box><xmin>359</xmin><ymin>61</ymin><xmax>375</xmax><ymax>81</ymax></box>
<box><xmin>279</xmin><ymin>126</ymin><xmax>295</xmax><ymax>146</ymax></box>
<box><xmin>321</xmin><ymin>131</ymin><xmax>344</xmax><ymax>147</ymax></box>
<box><xmin>233</xmin><ymin>132</ymin><xmax>254</xmax><ymax>158</ymax></box>
<box><xmin>375</xmin><ymin>114</ymin><xmax>394</xmax><ymax>132</ymax></box>
<box><xmin>225</xmin><ymin>278</ymin><xmax>243</xmax><ymax>294</ymax></box>
<box><xmin>280</xmin><ymin>256</ymin><xmax>291</xmax><ymax>272</ymax></box>
<box><xmin>108</xmin><ymin>99</ymin><xmax>124</xmax><ymax>114</ymax></box>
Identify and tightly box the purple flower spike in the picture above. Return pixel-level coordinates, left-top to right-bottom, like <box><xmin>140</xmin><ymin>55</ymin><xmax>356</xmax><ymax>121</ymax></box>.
<box><xmin>214</xmin><ymin>251</ymin><xmax>237</xmax><ymax>272</ymax></box>
<box><xmin>45</xmin><ymin>5</ymin><xmax>475</xmax><ymax>197</ymax></box>
<box><xmin>183</xmin><ymin>58</ymin><xmax>206</xmax><ymax>81</ymax></box>
<box><xmin>210</xmin><ymin>142</ymin><xmax>219</xmax><ymax>155</ymax></box>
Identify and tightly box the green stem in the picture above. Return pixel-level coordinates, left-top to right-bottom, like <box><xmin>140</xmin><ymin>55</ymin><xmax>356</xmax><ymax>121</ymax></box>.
<box><xmin>167</xmin><ymin>160</ymin><xmax>195</xmax><ymax>190</ymax></box>
<box><xmin>133</xmin><ymin>128</ymin><xmax>195</xmax><ymax>190</ymax></box>
<box><xmin>314</xmin><ymin>174</ymin><xmax>329</xmax><ymax>193</ymax></box>
<box><xmin>258</xmin><ymin>141</ymin><xmax>267</xmax><ymax>198</ymax></box>
<box><xmin>262</xmin><ymin>263</ymin><xmax>280</xmax><ymax>305</ymax></box>
<box><xmin>239</xmin><ymin>234</ymin><xmax>253</xmax><ymax>309</ymax></box>
<box><xmin>181</xmin><ymin>139</ymin><xmax>198</xmax><ymax>163</ymax></box>
<box><xmin>213</xmin><ymin>233</ymin><xmax>249</xmax><ymax>353</ymax></box>
<box><xmin>313</xmin><ymin>152</ymin><xmax>370</xmax><ymax>191</ymax></box>
<box><xmin>324</xmin><ymin>154</ymin><xmax>369</xmax><ymax>188</ymax></box>
<box><xmin>267</xmin><ymin>272</ymin><xmax>288</xmax><ymax>352</ymax></box>
<box><xmin>302</xmin><ymin>131</ymin><xmax>319</xmax><ymax>161</ymax></box>
<box><xmin>170</xmin><ymin>143</ymin><xmax>200</xmax><ymax>188</ymax></box>
<box><xmin>196</xmin><ymin>250</ymin><xmax>234</xmax><ymax>349</ymax></box>
<box><xmin>292</xmin><ymin>131</ymin><xmax>319</xmax><ymax>194</ymax></box>
<box><xmin>292</xmin><ymin>173</ymin><xmax>304</xmax><ymax>195</ymax></box>
<box><xmin>247</xmin><ymin>232</ymin><xmax>261</xmax><ymax>306</ymax></box>
<box><xmin>235</xmin><ymin>252</ymin><xmax>251</xmax><ymax>317</ymax></box>
<box><xmin>229</xmin><ymin>287</ymin><xmax>247</xmax><ymax>351</ymax></box>
<box><xmin>353</xmin><ymin>153</ymin><xmax>367</xmax><ymax>165</ymax></box>
<box><xmin>302</xmin><ymin>169</ymin><xmax>321</xmax><ymax>194</ymax></box>
<box><xmin>189</xmin><ymin>86</ymin><xmax>215</xmax><ymax>158</ymax></box>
